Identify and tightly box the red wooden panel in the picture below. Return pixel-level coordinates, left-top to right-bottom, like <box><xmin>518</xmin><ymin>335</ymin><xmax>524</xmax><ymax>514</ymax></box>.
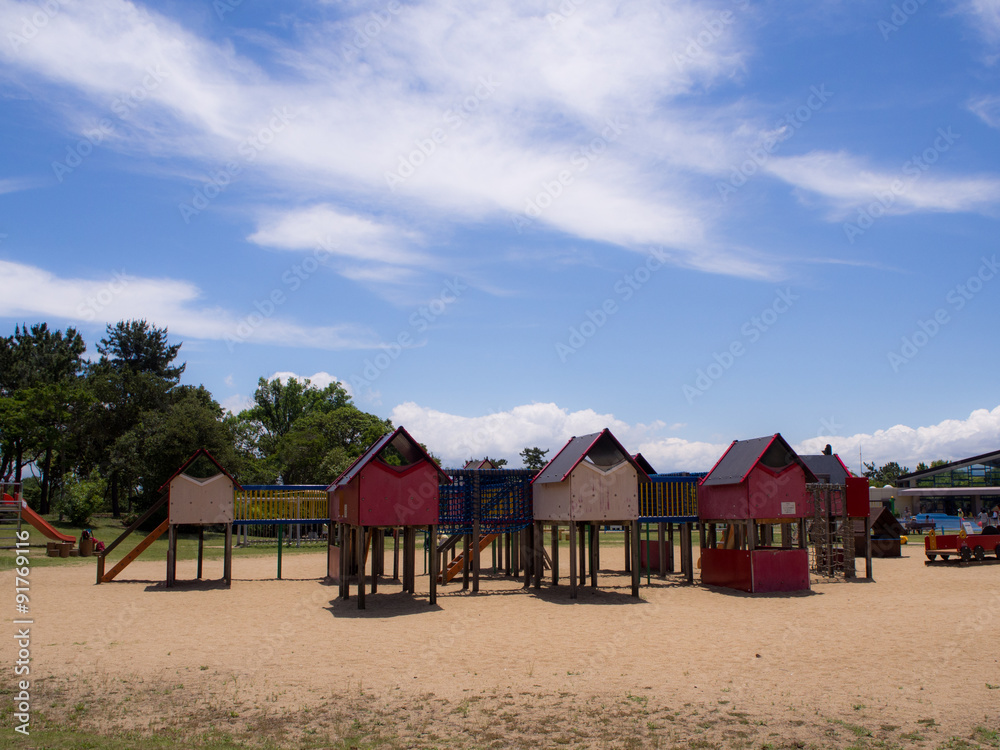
<box><xmin>747</xmin><ymin>464</ymin><xmax>809</xmax><ymax>519</ymax></box>
<box><xmin>701</xmin><ymin>548</ymin><xmax>753</xmax><ymax>592</ymax></box>
<box><xmin>750</xmin><ymin>549</ymin><xmax>809</xmax><ymax>593</ymax></box>
<box><xmin>359</xmin><ymin>461</ymin><xmax>439</xmax><ymax>526</ymax></box>
<box><xmin>698</xmin><ymin>482</ymin><xmax>748</xmax><ymax>520</ymax></box>
<box><xmin>639</xmin><ymin>539</ymin><xmax>660</xmax><ymax>568</ymax></box>
<box><xmin>331</xmin><ymin>483</ymin><xmax>359</xmax><ymax>525</ymax></box>
<box><xmin>846</xmin><ymin>476</ymin><xmax>870</xmax><ymax>517</ymax></box>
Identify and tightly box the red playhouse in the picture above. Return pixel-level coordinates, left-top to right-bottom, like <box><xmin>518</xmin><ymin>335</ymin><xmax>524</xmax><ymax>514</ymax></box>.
<box><xmin>328</xmin><ymin>426</ymin><xmax>449</xmax><ymax>609</ymax></box>
<box><xmin>698</xmin><ymin>434</ymin><xmax>816</xmax><ymax>594</ymax></box>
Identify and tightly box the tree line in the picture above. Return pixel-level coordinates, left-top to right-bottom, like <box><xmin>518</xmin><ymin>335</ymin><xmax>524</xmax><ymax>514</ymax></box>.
<box><xmin>0</xmin><ymin>320</ymin><xmax>551</xmax><ymax>526</ymax></box>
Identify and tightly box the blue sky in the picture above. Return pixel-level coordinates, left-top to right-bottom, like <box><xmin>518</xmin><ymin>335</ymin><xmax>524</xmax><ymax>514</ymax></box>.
<box><xmin>2</xmin><ymin>0</ymin><xmax>1000</xmax><ymax>472</ymax></box>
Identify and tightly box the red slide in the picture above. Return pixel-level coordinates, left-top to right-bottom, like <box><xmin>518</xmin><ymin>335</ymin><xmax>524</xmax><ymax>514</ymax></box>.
<box><xmin>2</xmin><ymin>493</ymin><xmax>75</xmax><ymax>543</ymax></box>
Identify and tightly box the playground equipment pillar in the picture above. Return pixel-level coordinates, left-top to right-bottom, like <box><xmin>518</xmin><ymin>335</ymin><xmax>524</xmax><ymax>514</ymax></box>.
<box><xmin>339</xmin><ymin>525</ymin><xmax>349</xmax><ymax>601</ymax></box>
<box><xmin>865</xmin><ymin>519</ymin><xmax>873</xmax><ymax>581</ymax></box>
<box><xmin>356</xmin><ymin>525</ymin><xmax>366</xmax><ymax>610</ymax></box>
<box><xmin>568</xmin><ymin>521</ymin><xmax>578</xmax><ymax>600</ymax></box>
<box><xmin>472</xmin><ymin>521</ymin><xmax>481</xmax><ymax>593</ymax></box>
<box><xmin>392</xmin><ymin>528</ymin><xmax>400</xmax><ymax>581</ymax></box>
<box><xmin>577</xmin><ymin>523</ymin><xmax>586</xmax><ymax>586</ymax></box>
<box><xmin>533</xmin><ymin>522</ymin><xmax>542</xmax><ymax>589</ymax></box>
<box><xmin>551</xmin><ymin>524</ymin><xmax>559</xmax><ymax>585</ymax></box>
<box><xmin>623</xmin><ymin>523</ymin><xmax>630</xmax><ymax>573</ymax></box>
<box><xmin>224</xmin><ymin>524</ymin><xmax>232</xmax><ymax>586</ymax></box>
<box><xmin>630</xmin><ymin>519</ymin><xmax>640</xmax><ymax>597</ymax></box>
<box><xmin>657</xmin><ymin>522</ymin><xmax>666</xmax><ymax>578</ymax></box>
<box><xmin>685</xmin><ymin>524</ymin><xmax>696</xmax><ymax>584</ymax></box>
<box><xmin>277</xmin><ymin>523</ymin><xmax>283</xmax><ymax>580</ymax></box>
<box><xmin>461</xmin><ymin>532</ymin><xmax>471</xmax><ymax>591</ymax></box>
<box><xmin>667</xmin><ymin>523</ymin><xmax>675</xmax><ymax>573</ymax></box>
<box><xmin>166</xmin><ymin>524</ymin><xmax>176</xmax><ymax>588</ymax></box>
<box><xmin>428</xmin><ymin>524</ymin><xmax>438</xmax><ymax>605</ymax></box>
<box><xmin>589</xmin><ymin>523</ymin><xmax>598</xmax><ymax>588</ymax></box>
<box><xmin>197</xmin><ymin>528</ymin><xmax>204</xmax><ymax>579</ymax></box>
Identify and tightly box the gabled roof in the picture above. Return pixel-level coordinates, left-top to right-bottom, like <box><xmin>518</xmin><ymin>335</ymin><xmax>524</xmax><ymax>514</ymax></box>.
<box><xmin>701</xmin><ymin>434</ymin><xmax>817</xmax><ymax>487</ymax></box>
<box><xmin>632</xmin><ymin>453</ymin><xmax>657</xmax><ymax>475</ymax></box>
<box><xmin>464</xmin><ymin>459</ymin><xmax>497</xmax><ymax>470</ymax></box>
<box><xmin>158</xmin><ymin>448</ymin><xmax>242</xmax><ymax>493</ymax></box>
<box><xmin>328</xmin><ymin>426</ymin><xmax>450</xmax><ymax>489</ymax></box>
<box><xmin>532</xmin><ymin>429</ymin><xmax>649</xmax><ymax>485</ymax></box>
<box><xmin>870</xmin><ymin>506</ymin><xmax>904</xmax><ymax>535</ymax></box>
<box><xmin>800</xmin><ymin>453</ymin><xmax>853</xmax><ymax>484</ymax></box>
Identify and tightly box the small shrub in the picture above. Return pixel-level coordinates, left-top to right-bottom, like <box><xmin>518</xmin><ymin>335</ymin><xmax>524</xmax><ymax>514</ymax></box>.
<box><xmin>55</xmin><ymin>471</ymin><xmax>106</xmax><ymax>526</ymax></box>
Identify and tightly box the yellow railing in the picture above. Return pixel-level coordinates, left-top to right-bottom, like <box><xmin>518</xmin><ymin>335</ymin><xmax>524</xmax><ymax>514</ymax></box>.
<box><xmin>234</xmin><ymin>488</ymin><xmax>329</xmax><ymax>521</ymax></box>
<box><xmin>638</xmin><ymin>480</ymin><xmax>699</xmax><ymax>519</ymax></box>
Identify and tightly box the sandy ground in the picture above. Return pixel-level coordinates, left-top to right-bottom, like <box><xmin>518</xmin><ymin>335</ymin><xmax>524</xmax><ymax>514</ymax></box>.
<box><xmin>2</xmin><ymin>543</ymin><xmax>999</xmax><ymax>748</ymax></box>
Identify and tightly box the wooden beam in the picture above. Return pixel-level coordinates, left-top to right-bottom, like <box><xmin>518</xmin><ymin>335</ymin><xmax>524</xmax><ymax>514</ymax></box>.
<box><xmin>568</xmin><ymin>521</ymin><xmax>577</xmax><ymax>600</ymax></box>
<box><xmin>100</xmin><ymin>518</ymin><xmax>170</xmax><ymax>583</ymax></box>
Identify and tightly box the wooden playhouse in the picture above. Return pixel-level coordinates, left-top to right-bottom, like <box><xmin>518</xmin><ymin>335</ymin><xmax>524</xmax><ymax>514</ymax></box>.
<box><xmin>698</xmin><ymin>434</ymin><xmax>815</xmax><ymax>594</ymax></box>
<box><xmin>328</xmin><ymin>426</ymin><xmax>449</xmax><ymax>609</ymax></box>
<box><xmin>531</xmin><ymin>428</ymin><xmax>649</xmax><ymax>598</ymax></box>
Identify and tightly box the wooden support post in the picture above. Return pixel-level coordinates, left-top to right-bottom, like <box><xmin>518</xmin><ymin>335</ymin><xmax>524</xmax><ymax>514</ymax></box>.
<box><xmin>96</xmin><ymin>553</ymin><xmax>105</xmax><ymax>585</ymax></box>
<box><xmin>551</xmin><ymin>524</ymin><xmax>559</xmax><ymax>585</ymax></box>
<box><xmin>623</xmin><ymin>523</ymin><xmax>631</xmax><ymax>573</ymax></box>
<box><xmin>371</xmin><ymin>529</ymin><xmax>379</xmax><ymax>595</ymax></box>
<box><xmin>357</xmin><ymin>526</ymin><xmax>366</xmax><ymax>610</ymax></box>
<box><xmin>472</xmin><ymin>519</ymin><xmax>481</xmax><ymax>594</ymax></box>
<box><xmin>462</xmin><ymin>533</ymin><xmax>471</xmax><ymax>591</ymax></box>
<box><xmin>522</xmin><ymin>527</ymin><xmax>531</xmax><ymax>589</ymax></box>
<box><xmin>865</xmin><ymin>518</ymin><xmax>873</xmax><ymax>581</ymax></box>
<box><xmin>166</xmin><ymin>524</ymin><xmax>176</xmax><ymax>588</ymax></box>
<box><xmin>589</xmin><ymin>522</ymin><xmax>598</xmax><ymax>588</ymax></box>
<box><xmin>533</xmin><ymin>522</ymin><xmax>542</xmax><ymax>589</ymax></box>
<box><xmin>512</xmin><ymin>529</ymin><xmax>520</xmax><ymax>575</ymax></box>
<box><xmin>568</xmin><ymin>521</ymin><xmax>577</xmax><ymax>600</ymax></box>
<box><xmin>224</xmin><ymin>524</ymin><xmax>232</xmax><ymax>586</ymax></box>
<box><xmin>393</xmin><ymin>528</ymin><xmax>400</xmax><ymax>580</ymax></box>
<box><xmin>657</xmin><ymin>522</ymin><xmax>666</xmax><ymax>578</ymax></box>
<box><xmin>685</xmin><ymin>524</ymin><xmax>695</xmax><ymax>584</ymax></box>
<box><xmin>340</xmin><ymin>525</ymin><xmax>349</xmax><ymax>600</ymax></box>
<box><xmin>578</xmin><ymin>523</ymin><xmax>586</xmax><ymax>586</ymax></box>
<box><xmin>667</xmin><ymin>523</ymin><xmax>675</xmax><ymax>573</ymax></box>
<box><xmin>630</xmin><ymin>519</ymin><xmax>640</xmax><ymax>597</ymax></box>
<box><xmin>197</xmin><ymin>527</ymin><xmax>204</xmax><ymax>580</ymax></box>
<box><xmin>594</xmin><ymin>523</ymin><xmax>601</xmax><ymax>571</ymax></box>
<box><xmin>429</xmin><ymin>524</ymin><xmax>438</xmax><ymax>605</ymax></box>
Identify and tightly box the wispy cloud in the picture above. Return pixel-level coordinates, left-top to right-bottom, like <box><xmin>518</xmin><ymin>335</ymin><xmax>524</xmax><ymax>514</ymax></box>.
<box><xmin>0</xmin><ymin>260</ymin><xmax>382</xmax><ymax>350</ymax></box>
<box><xmin>765</xmin><ymin>150</ymin><xmax>1000</xmax><ymax>219</ymax></box>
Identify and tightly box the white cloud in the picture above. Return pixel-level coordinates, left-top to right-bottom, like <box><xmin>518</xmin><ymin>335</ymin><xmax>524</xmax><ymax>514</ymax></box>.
<box><xmin>956</xmin><ymin>0</ymin><xmax>1000</xmax><ymax>43</ymax></box>
<box><xmin>0</xmin><ymin>260</ymin><xmax>381</xmax><ymax>350</ymax></box>
<box><xmin>268</xmin><ymin>370</ymin><xmax>353</xmax><ymax>396</ymax></box>
<box><xmin>392</xmin><ymin>400</ymin><xmax>1000</xmax><ymax>474</ymax></box>
<box><xmin>0</xmin><ymin>0</ymin><xmax>778</xmax><ymax>280</ymax></box>
<box><xmin>797</xmin><ymin>405</ymin><xmax>1000</xmax><ymax>474</ymax></box>
<box><xmin>765</xmin><ymin>150</ymin><xmax>1000</xmax><ymax>218</ymax></box>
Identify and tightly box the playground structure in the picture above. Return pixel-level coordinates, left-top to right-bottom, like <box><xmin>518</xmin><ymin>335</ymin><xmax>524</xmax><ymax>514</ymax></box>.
<box><xmin>925</xmin><ymin>526</ymin><xmax>1000</xmax><ymax>563</ymax></box>
<box><xmin>96</xmin><ymin>449</ymin><xmax>238</xmax><ymax>586</ymax></box>
<box><xmin>637</xmin><ymin>473</ymin><xmax>701</xmax><ymax>584</ymax></box>
<box><xmin>328</xmin><ymin>426</ymin><xmax>448</xmax><ymax>609</ymax></box>
<box><xmin>531</xmin><ymin>429</ymin><xmax>648</xmax><ymax>599</ymax></box>
<box><xmin>806</xmin><ymin>476</ymin><xmax>872</xmax><ymax>579</ymax></box>
<box><xmin>437</xmin><ymin>468</ymin><xmax>534</xmax><ymax>590</ymax></box>
<box><xmin>698</xmin><ymin>434</ymin><xmax>815</xmax><ymax>594</ymax></box>
<box><xmin>867</xmin><ymin>506</ymin><xmax>904</xmax><ymax>558</ymax></box>
<box><xmin>2</xmin><ymin>481</ymin><xmax>77</xmax><ymax>551</ymax></box>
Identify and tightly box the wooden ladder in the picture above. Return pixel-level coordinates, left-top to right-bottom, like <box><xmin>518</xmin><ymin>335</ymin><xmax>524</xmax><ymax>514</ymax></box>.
<box><xmin>442</xmin><ymin>533</ymin><xmax>499</xmax><ymax>583</ymax></box>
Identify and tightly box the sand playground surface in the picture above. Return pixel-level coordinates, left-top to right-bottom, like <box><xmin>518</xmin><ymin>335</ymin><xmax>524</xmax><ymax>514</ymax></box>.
<box><xmin>2</xmin><ymin>543</ymin><xmax>999</xmax><ymax>749</ymax></box>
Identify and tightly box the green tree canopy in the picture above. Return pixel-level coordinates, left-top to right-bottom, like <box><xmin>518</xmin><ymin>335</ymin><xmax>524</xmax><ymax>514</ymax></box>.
<box><xmin>520</xmin><ymin>446</ymin><xmax>549</xmax><ymax>472</ymax></box>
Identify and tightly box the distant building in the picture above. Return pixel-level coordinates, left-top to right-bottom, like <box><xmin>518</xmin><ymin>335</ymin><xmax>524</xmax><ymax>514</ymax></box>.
<box><xmin>895</xmin><ymin>449</ymin><xmax>1000</xmax><ymax>518</ymax></box>
<box><xmin>463</xmin><ymin>459</ymin><xmax>498</xmax><ymax>470</ymax></box>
